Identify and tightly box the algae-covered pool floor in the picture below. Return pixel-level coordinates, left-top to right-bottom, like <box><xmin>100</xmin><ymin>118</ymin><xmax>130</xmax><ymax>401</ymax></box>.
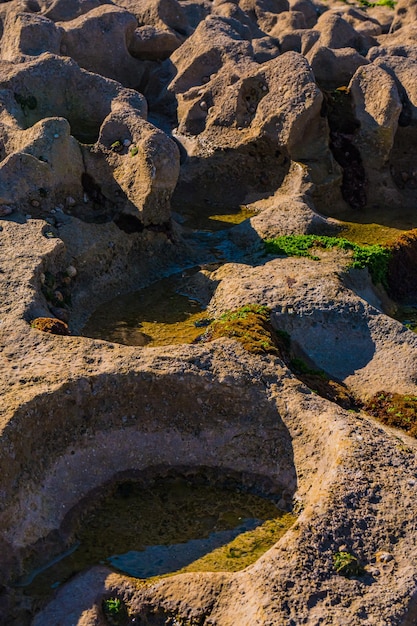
<box><xmin>334</xmin><ymin>203</ymin><xmax>417</xmax><ymax>245</ymax></box>
<box><xmin>22</xmin><ymin>478</ymin><xmax>294</xmax><ymax>603</ymax></box>
<box><xmin>81</xmin><ymin>273</ymin><xmax>208</xmax><ymax>347</ymax></box>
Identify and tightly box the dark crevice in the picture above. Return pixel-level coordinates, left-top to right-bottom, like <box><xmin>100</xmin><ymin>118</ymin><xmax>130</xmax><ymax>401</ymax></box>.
<box><xmin>113</xmin><ymin>215</ymin><xmax>174</xmax><ymax>236</ymax></box>
<box><xmin>330</xmin><ymin>132</ymin><xmax>367</xmax><ymax>209</ymax></box>
<box><xmin>113</xmin><ymin>213</ymin><xmax>145</xmax><ymax>234</ymax></box>
<box><xmin>81</xmin><ymin>173</ymin><xmax>105</xmax><ymax>204</ymax></box>
<box><xmin>387</xmin><ymin>230</ymin><xmax>417</xmax><ymax>302</ymax></box>
<box><xmin>324</xmin><ymin>89</ymin><xmax>366</xmax><ymax>209</ymax></box>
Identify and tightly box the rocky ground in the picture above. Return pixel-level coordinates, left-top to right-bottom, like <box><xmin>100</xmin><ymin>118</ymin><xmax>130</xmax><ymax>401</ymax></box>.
<box><xmin>2</xmin><ymin>0</ymin><xmax>417</xmax><ymax>624</ymax></box>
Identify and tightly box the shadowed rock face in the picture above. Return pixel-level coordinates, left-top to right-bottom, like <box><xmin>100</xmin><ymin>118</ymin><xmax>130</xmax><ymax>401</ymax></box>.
<box><xmin>2</xmin><ymin>0</ymin><xmax>417</xmax><ymax>624</ymax></box>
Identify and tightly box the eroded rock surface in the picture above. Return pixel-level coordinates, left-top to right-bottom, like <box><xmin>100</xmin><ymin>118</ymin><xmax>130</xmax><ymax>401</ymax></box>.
<box><xmin>2</xmin><ymin>0</ymin><xmax>417</xmax><ymax>624</ymax></box>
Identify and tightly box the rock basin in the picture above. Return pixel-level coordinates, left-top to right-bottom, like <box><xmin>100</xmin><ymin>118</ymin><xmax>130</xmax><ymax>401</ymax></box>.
<box><xmin>3</xmin><ymin>0</ymin><xmax>417</xmax><ymax>623</ymax></box>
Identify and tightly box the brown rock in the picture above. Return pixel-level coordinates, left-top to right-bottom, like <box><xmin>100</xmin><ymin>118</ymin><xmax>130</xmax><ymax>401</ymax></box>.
<box><xmin>129</xmin><ymin>25</ymin><xmax>182</xmax><ymax>60</ymax></box>
<box><xmin>307</xmin><ymin>45</ymin><xmax>369</xmax><ymax>88</ymax></box>
<box><xmin>30</xmin><ymin>317</ymin><xmax>70</xmax><ymax>335</ymax></box>
<box><xmin>288</xmin><ymin>0</ymin><xmax>317</xmax><ymax>28</ymax></box>
<box><xmin>349</xmin><ymin>63</ymin><xmax>401</xmax><ymax>168</ymax></box>
<box><xmin>58</xmin><ymin>5</ymin><xmax>144</xmax><ymax>88</ymax></box>
<box><xmin>0</xmin><ymin>9</ymin><xmax>62</xmax><ymax>62</ymax></box>
<box><xmin>314</xmin><ymin>10</ymin><xmax>375</xmax><ymax>53</ymax></box>
<box><xmin>390</xmin><ymin>0</ymin><xmax>417</xmax><ymax>33</ymax></box>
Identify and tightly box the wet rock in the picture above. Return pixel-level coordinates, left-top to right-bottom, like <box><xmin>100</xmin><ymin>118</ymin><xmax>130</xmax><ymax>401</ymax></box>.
<box><xmin>49</xmin><ymin>306</ymin><xmax>70</xmax><ymax>323</ymax></box>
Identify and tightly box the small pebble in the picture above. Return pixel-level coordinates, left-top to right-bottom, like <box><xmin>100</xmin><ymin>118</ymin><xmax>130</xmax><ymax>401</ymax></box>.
<box><xmin>83</xmin><ymin>193</ymin><xmax>89</xmax><ymax>203</ymax></box>
<box><xmin>123</xmin><ymin>139</ymin><xmax>131</xmax><ymax>147</ymax></box>
<box><xmin>66</xmin><ymin>196</ymin><xmax>76</xmax><ymax>207</ymax></box>
<box><xmin>200</xmin><ymin>101</ymin><xmax>208</xmax><ymax>111</ymax></box>
<box><xmin>39</xmin><ymin>273</ymin><xmax>46</xmax><ymax>285</ymax></box>
<box><xmin>53</xmin><ymin>133</ymin><xmax>59</xmax><ymax>138</ymax></box>
<box><xmin>66</xmin><ymin>265</ymin><xmax>77</xmax><ymax>278</ymax></box>
<box><xmin>54</xmin><ymin>291</ymin><xmax>64</xmax><ymax>303</ymax></box>
<box><xmin>376</xmin><ymin>551</ymin><xmax>393</xmax><ymax>563</ymax></box>
<box><xmin>31</xmin><ymin>199</ymin><xmax>40</xmax><ymax>208</ymax></box>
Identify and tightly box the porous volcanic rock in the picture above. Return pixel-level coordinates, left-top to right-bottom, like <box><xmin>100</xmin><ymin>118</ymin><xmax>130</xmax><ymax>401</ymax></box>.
<box><xmin>2</xmin><ymin>0</ymin><xmax>417</xmax><ymax>624</ymax></box>
<box><xmin>0</xmin><ymin>53</ymin><xmax>179</xmax><ymax>225</ymax></box>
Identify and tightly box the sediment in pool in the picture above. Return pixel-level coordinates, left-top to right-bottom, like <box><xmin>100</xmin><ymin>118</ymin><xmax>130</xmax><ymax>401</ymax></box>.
<box><xmin>81</xmin><ymin>271</ymin><xmax>209</xmax><ymax>346</ymax></box>
<box><xmin>18</xmin><ymin>475</ymin><xmax>295</xmax><ymax>609</ymax></box>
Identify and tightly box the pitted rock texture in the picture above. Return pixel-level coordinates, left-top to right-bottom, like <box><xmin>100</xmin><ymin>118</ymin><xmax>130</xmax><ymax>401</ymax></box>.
<box><xmin>2</xmin><ymin>0</ymin><xmax>417</xmax><ymax>624</ymax></box>
<box><xmin>0</xmin><ymin>53</ymin><xmax>179</xmax><ymax>225</ymax></box>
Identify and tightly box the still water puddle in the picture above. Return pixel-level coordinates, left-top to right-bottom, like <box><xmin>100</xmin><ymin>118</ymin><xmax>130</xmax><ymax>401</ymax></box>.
<box><xmin>394</xmin><ymin>305</ymin><xmax>417</xmax><ymax>332</ymax></box>
<box><xmin>81</xmin><ymin>273</ymin><xmax>209</xmax><ymax>346</ymax></box>
<box><xmin>338</xmin><ymin>220</ymin><xmax>406</xmax><ymax>245</ymax></box>
<box><xmin>174</xmin><ymin>204</ymin><xmax>257</xmax><ymax>231</ymax></box>
<box><xmin>21</xmin><ymin>478</ymin><xmax>294</xmax><ymax>600</ymax></box>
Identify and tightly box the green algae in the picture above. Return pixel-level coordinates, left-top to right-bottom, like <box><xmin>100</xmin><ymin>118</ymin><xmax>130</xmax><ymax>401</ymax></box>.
<box><xmin>264</xmin><ymin>235</ymin><xmax>391</xmax><ymax>286</ymax></box>
<box><xmin>197</xmin><ymin>304</ymin><xmax>279</xmax><ymax>355</ymax></box>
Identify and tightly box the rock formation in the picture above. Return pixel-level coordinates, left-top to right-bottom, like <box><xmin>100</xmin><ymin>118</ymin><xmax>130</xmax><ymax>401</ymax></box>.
<box><xmin>1</xmin><ymin>0</ymin><xmax>417</xmax><ymax>624</ymax></box>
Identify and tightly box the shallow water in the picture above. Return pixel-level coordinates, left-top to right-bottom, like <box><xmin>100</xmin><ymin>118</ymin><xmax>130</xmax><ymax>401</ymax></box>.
<box><xmin>81</xmin><ymin>272</ymin><xmax>208</xmax><ymax>346</ymax></box>
<box><xmin>338</xmin><ymin>220</ymin><xmax>406</xmax><ymax>245</ymax></box>
<box><xmin>22</xmin><ymin>478</ymin><xmax>293</xmax><ymax>600</ymax></box>
<box><xmin>394</xmin><ymin>304</ymin><xmax>417</xmax><ymax>332</ymax></box>
<box><xmin>174</xmin><ymin>204</ymin><xmax>257</xmax><ymax>231</ymax></box>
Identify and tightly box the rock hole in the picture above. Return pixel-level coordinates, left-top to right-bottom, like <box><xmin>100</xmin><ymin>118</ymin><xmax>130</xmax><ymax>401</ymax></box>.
<box><xmin>325</xmin><ymin>89</ymin><xmax>366</xmax><ymax>209</ymax></box>
<box><xmin>113</xmin><ymin>213</ymin><xmax>145</xmax><ymax>234</ymax></box>
<box><xmin>18</xmin><ymin>472</ymin><xmax>294</xmax><ymax>606</ymax></box>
